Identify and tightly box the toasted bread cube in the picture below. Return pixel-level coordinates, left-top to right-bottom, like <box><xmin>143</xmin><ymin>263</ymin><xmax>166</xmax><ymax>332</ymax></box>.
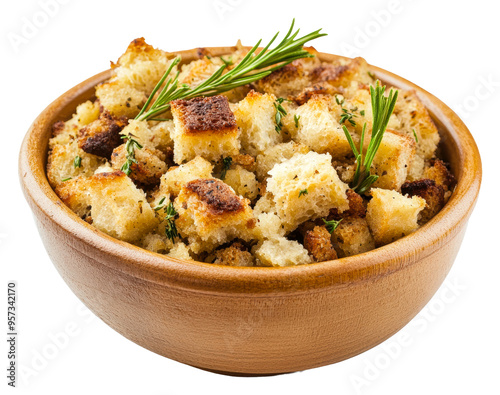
<box><xmin>55</xmin><ymin>177</ymin><xmax>92</xmax><ymax>218</ymax></box>
<box><xmin>167</xmin><ymin>242</ymin><xmax>193</xmax><ymax>260</ymax></box>
<box><xmin>157</xmin><ymin>156</ymin><xmax>213</xmax><ymax>197</ymax></box>
<box><xmin>366</xmin><ymin>188</ymin><xmax>426</xmax><ymax>246</ymax></box>
<box><xmin>214</xmin><ymin>242</ymin><xmax>255</xmax><ymax>267</ymax></box>
<box><xmin>423</xmin><ymin>159</ymin><xmax>455</xmax><ymax>191</ymax></box>
<box><xmin>175</xmin><ymin>179</ymin><xmax>256</xmax><ymax>253</ymax></box>
<box><xmin>86</xmin><ymin>171</ymin><xmax>158</xmax><ymax>242</ymax></box>
<box><xmin>304</xmin><ymin>226</ymin><xmax>338</xmax><ymax>262</ymax></box>
<box><xmin>78</xmin><ymin>111</ymin><xmax>128</xmax><ymax>159</ymax></box>
<box><xmin>223</xmin><ymin>165</ymin><xmax>259</xmax><ymax>200</ymax></box>
<box><xmin>294</xmin><ymin>95</ymin><xmax>353</xmax><ymax>159</ymax></box>
<box><xmin>233</xmin><ymin>90</ymin><xmax>282</xmax><ymax>156</ymax></box>
<box><xmin>371</xmin><ymin>129</ymin><xmax>416</xmax><ymax>191</ymax></box>
<box><xmin>254</xmin><ymin>237</ymin><xmax>312</xmax><ymax>267</ymax></box>
<box><xmin>110</xmin><ymin>144</ymin><xmax>167</xmax><ymax>188</ymax></box>
<box><xmin>47</xmin><ymin>141</ymin><xmax>104</xmax><ymax>188</ymax></box>
<box><xmin>120</xmin><ymin>120</ymin><xmax>173</xmax><ymax>154</ymax></box>
<box><xmin>267</xmin><ymin>152</ymin><xmax>349</xmax><ymax>231</ymax></box>
<box><xmin>170</xmin><ymin>95</ymin><xmax>240</xmax><ymax>163</ymax></box>
<box><xmin>311</xmin><ymin>57</ymin><xmax>373</xmax><ymax>90</ymax></box>
<box><xmin>332</xmin><ymin>217</ymin><xmax>375</xmax><ymax>257</ymax></box>
<box><xmin>141</xmin><ymin>232</ymin><xmax>174</xmax><ymax>254</ymax></box>
<box><xmin>178</xmin><ymin>57</ymin><xmax>224</xmax><ymax>87</ymax></box>
<box><xmin>256</xmin><ymin>141</ymin><xmax>310</xmax><ymax>180</ymax></box>
<box><xmin>401</xmin><ymin>179</ymin><xmax>445</xmax><ymax>224</ymax></box>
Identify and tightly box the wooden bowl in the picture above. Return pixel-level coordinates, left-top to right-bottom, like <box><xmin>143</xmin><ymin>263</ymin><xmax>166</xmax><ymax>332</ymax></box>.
<box><xmin>19</xmin><ymin>47</ymin><xmax>481</xmax><ymax>375</ymax></box>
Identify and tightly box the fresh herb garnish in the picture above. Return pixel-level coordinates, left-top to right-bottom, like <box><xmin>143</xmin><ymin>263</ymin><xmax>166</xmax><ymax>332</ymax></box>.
<box><xmin>164</xmin><ymin>202</ymin><xmax>179</xmax><ymax>243</ymax></box>
<box><xmin>412</xmin><ymin>128</ymin><xmax>419</xmax><ymax>143</ymax></box>
<box><xmin>73</xmin><ymin>155</ymin><xmax>82</xmax><ymax>168</ymax></box>
<box><xmin>154</xmin><ymin>197</ymin><xmax>167</xmax><ymax>211</ymax></box>
<box><xmin>135</xmin><ymin>20</ymin><xmax>326</xmax><ymax>121</ymax></box>
<box><xmin>220</xmin><ymin>156</ymin><xmax>233</xmax><ymax>180</ymax></box>
<box><xmin>61</xmin><ymin>177</ymin><xmax>72</xmax><ymax>182</ymax></box>
<box><xmin>220</xmin><ymin>56</ymin><xmax>233</xmax><ymax>67</ymax></box>
<box><xmin>323</xmin><ymin>218</ymin><xmax>342</xmax><ymax>233</ymax></box>
<box><xmin>120</xmin><ymin>134</ymin><xmax>143</xmax><ymax>176</ymax></box>
<box><xmin>298</xmin><ymin>189</ymin><xmax>308</xmax><ymax>197</ymax></box>
<box><xmin>342</xmin><ymin>81</ymin><xmax>399</xmax><ymax>194</ymax></box>
<box><xmin>367</xmin><ymin>71</ymin><xmax>376</xmax><ymax>80</ymax></box>
<box><xmin>294</xmin><ymin>114</ymin><xmax>301</xmax><ymax>128</ymax></box>
<box><xmin>274</xmin><ymin>98</ymin><xmax>288</xmax><ymax>133</ymax></box>
<box><xmin>340</xmin><ymin>107</ymin><xmax>357</xmax><ymax>127</ymax></box>
<box><xmin>335</xmin><ymin>95</ymin><xmax>345</xmax><ymax>106</ymax></box>
<box><xmin>360</xmin><ymin>110</ymin><xmax>365</xmax><ymax>116</ymax></box>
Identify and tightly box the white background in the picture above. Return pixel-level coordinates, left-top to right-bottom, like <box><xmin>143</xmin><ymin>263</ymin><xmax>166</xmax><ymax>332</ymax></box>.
<box><xmin>1</xmin><ymin>0</ymin><xmax>498</xmax><ymax>394</ymax></box>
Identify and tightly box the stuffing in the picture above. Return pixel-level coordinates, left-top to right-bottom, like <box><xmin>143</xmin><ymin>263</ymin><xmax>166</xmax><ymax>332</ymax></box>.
<box><xmin>231</xmin><ymin>153</ymin><xmax>257</xmax><ymax>172</ymax></box>
<box><xmin>266</xmin><ymin>152</ymin><xmax>349</xmax><ymax>231</ymax></box>
<box><xmin>366</xmin><ymin>188</ymin><xmax>426</xmax><ymax>246</ymax></box>
<box><xmin>170</xmin><ymin>95</ymin><xmax>240</xmax><ymax>163</ymax></box>
<box><xmin>110</xmin><ymin>144</ymin><xmax>167</xmax><ymax>188</ymax></box>
<box><xmin>120</xmin><ymin>120</ymin><xmax>173</xmax><ymax>154</ymax></box>
<box><xmin>78</xmin><ymin>111</ymin><xmax>128</xmax><ymax>159</ymax></box>
<box><xmin>423</xmin><ymin>159</ymin><xmax>456</xmax><ymax>191</ymax></box>
<box><xmin>141</xmin><ymin>232</ymin><xmax>173</xmax><ymax>254</ymax></box>
<box><xmin>55</xmin><ymin>177</ymin><xmax>92</xmax><ymax>218</ymax></box>
<box><xmin>213</xmin><ymin>242</ymin><xmax>254</xmax><ymax>267</ymax></box>
<box><xmin>256</xmin><ymin>141</ymin><xmax>310</xmax><ymax>180</ymax></box>
<box><xmin>303</xmin><ymin>226</ymin><xmax>338</xmax><ymax>262</ymax></box>
<box><xmin>156</xmin><ymin>156</ymin><xmax>213</xmax><ymax>197</ymax></box>
<box><xmin>401</xmin><ymin>179</ymin><xmax>445</xmax><ymax>224</ymax></box>
<box><xmin>329</xmin><ymin>189</ymin><xmax>366</xmax><ymax>220</ymax></box>
<box><xmin>233</xmin><ymin>90</ymin><xmax>282</xmax><ymax>156</ymax></box>
<box><xmin>175</xmin><ymin>179</ymin><xmax>256</xmax><ymax>253</ymax></box>
<box><xmin>332</xmin><ymin>217</ymin><xmax>375</xmax><ymax>257</ymax></box>
<box><xmin>254</xmin><ymin>237</ymin><xmax>312</xmax><ymax>267</ymax></box>
<box><xmin>223</xmin><ymin>165</ymin><xmax>259</xmax><ymax>200</ymax></box>
<box><xmin>167</xmin><ymin>242</ymin><xmax>193</xmax><ymax>260</ymax></box>
<box><xmin>178</xmin><ymin>56</ymin><xmax>224</xmax><ymax>87</ymax></box>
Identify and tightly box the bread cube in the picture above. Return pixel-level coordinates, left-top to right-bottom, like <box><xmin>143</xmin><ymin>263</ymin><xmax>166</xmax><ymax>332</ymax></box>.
<box><xmin>254</xmin><ymin>237</ymin><xmax>312</xmax><ymax>267</ymax></box>
<box><xmin>366</xmin><ymin>188</ymin><xmax>426</xmax><ymax>246</ymax></box>
<box><xmin>55</xmin><ymin>177</ymin><xmax>92</xmax><ymax>218</ymax></box>
<box><xmin>294</xmin><ymin>95</ymin><xmax>353</xmax><ymax>159</ymax></box>
<box><xmin>304</xmin><ymin>226</ymin><xmax>338</xmax><ymax>262</ymax></box>
<box><xmin>267</xmin><ymin>152</ymin><xmax>349</xmax><ymax>231</ymax></box>
<box><xmin>178</xmin><ymin>57</ymin><xmax>224</xmax><ymax>87</ymax></box>
<box><xmin>423</xmin><ymin>159</ymin><xmax>455</xmax><ymax>191</ymax></box>
<box><xmin>223</xmin><ymin>165</ymin><xmax>259</xmax><ymax>200</ymax></box>
<box><xmin>233</xmin><ymin>90</ymin><xmax>282</xmax><ymax>156</ymax></box>
<box><xmin>120</xmin><ymin>120</ymin><xmax>173</xmax><ymax>154</ymax></box>
<box><xmin>111</xmin><ymin>144</ymin><xmax>167</xmax><ymax>188</ymax></box>
<box><xmin>141</xmin><ymin>232</ymin><xmax>174</xmax><ymax>254</ymax></box>
<box><xmin>371</xmin><ymin>129</ymin><xmax>416</xmax><ymax>191</ymax></box>
<box><xmin>170</xmin><ymin>95</ymin><xmax>240</xmax><ymax>163</ymax></box>
<box><xmin>95</xmin><ymin>81</ymin><xmax>147</xmax><ymax>118</ymax></box>
<box><xmin>175</xmin><ymin>179</ymin><xmax>256</xmax><ymax>253</ymax></box>
<box><xmin>214</xmin><ymin>242</ymin><xmax>255</xmax><ymax>267</ymax></box>
<box><xmin>167</xmin><ymin>242</ymin><xmax>193</xmax><ymax>260</ymax></box>
<box><xmin>332</xmin><ymin>217</ymin><xmax>375</xmax><ymax>257</ymax></box>
<box><xmin>401</xmin><ymin>179</ymin><xmax>445</xmax><ymax>224</ymax></box>
<box><xmin>256</xmin><ymin>141</ymin><xmax>310</xmax><ymax>180</ymax></box>
<box><xmin>157</xmin><ymin>156</ymin><xmax>213</xmax><ymax>197</ymax></box>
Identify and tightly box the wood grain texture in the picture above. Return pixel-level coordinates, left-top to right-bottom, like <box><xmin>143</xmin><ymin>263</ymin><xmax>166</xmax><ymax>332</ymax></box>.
<box><xmin>18</xmin><ymin>47</ymin><xmax>482</xmax><ymax>375</ymax></box>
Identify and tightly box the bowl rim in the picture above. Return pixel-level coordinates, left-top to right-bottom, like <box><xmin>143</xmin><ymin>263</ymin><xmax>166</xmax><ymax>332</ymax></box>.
<box><xmin>19</xmin><ymin>46</ymin><xmax>482</xmax><ymax>295</ymax></box>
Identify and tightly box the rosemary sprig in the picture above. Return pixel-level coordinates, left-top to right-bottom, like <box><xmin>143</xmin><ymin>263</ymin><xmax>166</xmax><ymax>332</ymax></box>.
<box><xmin>274</xmin><ymin>98</ymin><xmax>288</xmax><ymax>133</ymax></box>
<box><xmin>164</xmin><ymin>202</ymin><xmax>179</xmax><ymax>243</ymax></box>
<box><xmin>323</xmin><ymin>218</ymin><xmax>342</xmax><ymax>234</ymax></box>
<box><xmin>154</xmin><ymin>197</ymin><xmax>167</xmax><ymax>211</ymax></box>
<box><xmin>220</xmin><ymin>156</ymin><xmax>233</xmax><ymax>180</ymax></box>
<box><xmin>412</xmin><ymin>128</ymin><xmax>419</xmax><ymax>143</ymax></box>
<box><xmin>342</xmin><ymin>81</ymin><xmax>399</xmax><ymax>194</ymax></box>
<box><xmin>120</xmin><ymin>134</ymin><xmax>143</xmax><ymax>176</ymax></box>
<box><xmin>135</xmin><ymin>19</ymin><xmax>326</xmax><ymax>121</ymax></box>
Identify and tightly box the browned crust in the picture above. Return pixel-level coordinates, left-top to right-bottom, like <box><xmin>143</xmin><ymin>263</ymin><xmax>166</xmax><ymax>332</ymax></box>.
<box><xmin>329</xmin><ymin>190</ymin><xmax>366</xmax><ymax>220</ymax></box>
<box><xmin>425</xmin><ymin>159</ymin><xmax>456</xmax><ymax>191</ymax></box>
<box><xmin>52</xmin><ymin>120</ymin><xmax>66</xmax><ymax>135</ymax></box>
<box><xmin>185</xmin><ymin>179</ymin><xmax>243</xmax><ymax>215</ymax></box>
<box><xmin>401</xmin><ymin>179</ymin><xmax>445</xmax><ymax>224</ymax></box>
<box><xmin>213</xmin><ymin>242</ymin><xmax>254</xmax><ymax>266</ymax></box>
<box><xmin>304</xmin><ymin>226</ymin><xmax>338</xmax><ymax>262</ymax></box>
<box><xmin>171</xmin><ymin>95</ymin><xmax>237</xmax><ymax>134</ymax></box>
<box><xmin>78</xmin><ymin>111</ymin><xmax>127</xmax><ymax>159</ymax></box>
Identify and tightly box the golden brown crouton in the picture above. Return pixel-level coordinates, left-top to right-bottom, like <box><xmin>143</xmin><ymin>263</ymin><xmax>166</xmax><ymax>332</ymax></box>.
<box><xmin>213</xmin><ymin>242</ymin><xmax>255</xmax><ymax>267</ymax></box>
<box><xmin>423</xmin><ymin>159</ymin><xmax>456</xmax><ymax>191</ymax></box>
<box><xmin>175</xmin><ymin>179</ymin><xmax>255</xmax><ymax>253</ymax></box>
<box><xmin>110</xmin><ymin>144</ymin><xmax>167</xmax><ymax>188</ymax></box>
<box><xmin>304</xmin><ymin>226</ymin><xmax>338</xmax><ymax>262</ymax></box>
<box><xmin>401</xmin><ymin>179</ymin><xmax>445</xmax><ymax>224</ymax></box>
<box><xmin>223</xmin><ymin>165</ymin><xmax>259</xmax><ymax>201</ymax></box>
<box><xmin>255</xmin><ymin>141</ymin><xmax>310</xmax><ymax>180</ymax></box>
<box><xmin>329</xmin><ymin>189</ymin><xmax>366</xmax><ymax>220</ymax></box>
<box><xmin>170</xmin><ymin>95</ymin><xmax>240</xmax><ymax>163</ymax></box>
<box><xmin>55</xmin><ymin>177</ymin><xmax>91</xmax><ymax>218</ymax></box>
<box><xmin>332</xmin><ymin>217</ymin><xmax>375</xmax><ymax>257</ymax></box>
<box><xmin>253</xmin><ymin>237</ymin><xmax>312</xmax><ymax>267</ymax></box>
<box><xmin>231</xmin><ymin>153</ymin><xmax>256</xmax><ymax>172</ymax></box>
<box><xmin>78</xmin><ymin>111</ymin><xmax>127</xmax><ymax>159</ymax></box>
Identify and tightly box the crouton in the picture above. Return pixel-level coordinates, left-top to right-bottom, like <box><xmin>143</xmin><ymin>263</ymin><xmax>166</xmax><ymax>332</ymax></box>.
<box><xmin>167</xmin><ymin>242</ymin><xmax>193</xmax><ymax>260</ymax></box>
<box><xmin>254</xmin><ymin>237</ymin><xmax>312</xmax><ymax>267</ymax></box>
<box><xmin>141</xmin><ymin>232</ymin><xmax>174</xmax><ymax>254</ymax></box>
<box><xmin>178</xmin><ymin>56</ymin><xmax>224</xmax><ymax>87</ymax></box>
<box><xmin>223</xmin><ymin>165</ymin><xmax>259</xmax><ymax>201</ymax></box>
<box><xmin>423</xmin><ymin>159</ymin><xmax>455</xmax><ymax>191</ymax></box>
<box><xmin>110</xmin><ymin>144</ymin><xmax>167</xmax><ymax>188</ymax></box>
<box><xmin>304</xmin><ymin>226</ymin><xmax>338</xmax><ymax>262</ymax></box>
<box><xmin>120</xmin><ymin>119</ymin><xmax>173</xmax><ymax>154</ymax></box>
<box><xmin>55</xmin><ymin>177</ymin><xmax>92</xmax><ymax>218</ymax></box>
<box><xmin>175</xmin><ymin>179</ymin><xmax>256</xmax><ymax>253</ymax></box>
<box><xmin>401</xmin><ymin>179</ymin><xmax>445</xmax><ymax>224</ymax></box>
<box><xmin>332</xmin><ymin>217</ymin><xmax>375</xmax><ymax>257</ymax></box>
<box><xmin>157</xmin><ymin>156</ymin><xmax>213</xmax><ymax>197</ymax></box>
<box><xmin>78</xmin><ymin>111</ymin><xmax>127</xmax><ymax>159</ymax></box>
<box><xmin>170</xmin><ymin>95</ymin><xmax>240</xmax><ymax>163</ymax></box>
<box><xmin>47</xmin><ymin>141</ymin><xmax>104</xmax><ymax>188</ymax></box>
<box><xmin>329</xmin><ymin>189</ymin><xmax>366</xmax><ymax>220</ymax></box>
<box><xmin>370</xmin><ymin>129</ymin><xmax>416</xmax><ymax>191</ymax></box>
<box><xmin>231</xmin><ymin>153</ymin><xmax>256</xmax><ymax>172</ymax></box>
<box><xmin>256</xmin><ymin>141</ymin><xmax>310</xmax><ymax>180</ymax></box>
<box><xmin>267</xmin><ymin>152</ymin><xmax>349</xmax><ymax>231</ymax></box>
<box><xmin>233</xmin><ymin>90</ymin><xmax>282</xmax><ymax>156</ymax></box>
<box><xmin>294</xmin><ymin>95</ymin><xmax>353</xmax><ymax>159</ymax></box>
<box><xmin>366</xmin><ymin>188</ymin><xmax>426</xmax><ymax>246</ymax></box>
<box><xmin>213</xmin><ymin>242</ymin><xmax>254</xmax><ymax>267</ymax></box>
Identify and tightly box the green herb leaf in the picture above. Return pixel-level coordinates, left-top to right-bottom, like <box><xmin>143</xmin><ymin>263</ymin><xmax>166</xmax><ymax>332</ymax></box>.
<box><xmin>61</xmin><ymin>177</ymin><xmax>72</xmax><ymax>182</ymax></box>
<box><xmin>412</xmin><ymin>128</ymin><xmax>419</xmax><ymax>143</ymax></box>
<box><xmin>298</xmin><ymin>189</ymin><xmax>308</xmax><ymax>197</ymax></box>
<box><xmin>294</xmin><ymin>114</ymin><xmax>300</xmax><ymax>128</ymax></box>
<box><xmin>120</xmin><ymin>134</ymin><xmax>143</xmax><ymax>176</ymax></box>
<box><xmin>154</xmin><ymin>197</ymin><xmax>167</xmax><ymax>211</ymax></box>
<box><xmin>274</xmin><ymin>98</ymin><xmax>288</xmax><ymax>133</ymax></box>
<box><xmin>73</xmin><ymin>155</ymin><xmax>82</xmax><ymax>168</ymax></box>
<box><xmin>164</xmin><ymin>202</ymin><xmax>179</xmax><ymax>243</ymax></box>
<box><xmin>220</xmin><ymin>156</ymin><xmax>233</xmax><ymax>180</ymax></box>
<box><xmin>323</xmin><ymin>218</ymin><xmax>342</xmax><ymax>234</ymax></box>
